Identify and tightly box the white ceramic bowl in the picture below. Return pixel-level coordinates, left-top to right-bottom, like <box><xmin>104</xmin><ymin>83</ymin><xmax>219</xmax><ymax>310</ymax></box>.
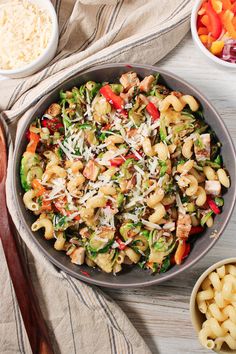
<box><xmin>0</xmin><ymin>0</ymin><xmax>58</xmax><ymax>79</ymax></box>
<box><xmin>191</xmin><ymin>0</ymin><xmax>236</xmax><ymax>70</ymax></box>
<box><xmin>190</xmin><ymin>258</ymin><xmax>236</xmax><ymax>353</ymax></box>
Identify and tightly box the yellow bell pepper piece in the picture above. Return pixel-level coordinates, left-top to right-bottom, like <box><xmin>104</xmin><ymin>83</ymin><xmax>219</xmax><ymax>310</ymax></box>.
<box><xmin>200</xmin><ymin>35</ymin><xmax>209</xmax><ymax>44</ymax></box>
<box><xmin>199</xmin><ymin>34</ymin><xmax>214</xmax><ymax>46</ymax></box>
<box><xmin>211</xmin><ymin>0</ymin><xmax>223</xmax><ymax>14</ymax></box>
<box><xmin>210</xmin><ymin>40</ymin><xmax>225</xmax><ymax>55</ymax></box>
<box><xmin>223</xmin><ymin>10</ymin><xmax>236</xmax><ymax>39</ymax></box>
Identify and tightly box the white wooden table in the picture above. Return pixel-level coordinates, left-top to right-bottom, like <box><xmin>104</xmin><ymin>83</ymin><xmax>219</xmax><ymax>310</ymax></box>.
<box><xmin>105</xmin><ymin>31</ymin><xmax>236</xmax><ymax>354</ymax></box>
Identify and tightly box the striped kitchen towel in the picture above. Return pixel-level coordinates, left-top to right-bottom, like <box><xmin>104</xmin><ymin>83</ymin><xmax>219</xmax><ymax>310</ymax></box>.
<box><xmin>0</xmin><ymin>0</ymin><xmax>193</xmax><ymax>353</ymax></box>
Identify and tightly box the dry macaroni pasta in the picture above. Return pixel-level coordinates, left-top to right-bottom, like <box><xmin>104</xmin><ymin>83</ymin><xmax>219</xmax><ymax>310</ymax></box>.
<box><xmin>20</xmin><ymin>72</ymin><xmax>230</xmax><ymax>274</ymax></box>
<box><xmin>197</xmin><ymin>264</ymin><xmax>236</xmax><ymax>351</ymax></box>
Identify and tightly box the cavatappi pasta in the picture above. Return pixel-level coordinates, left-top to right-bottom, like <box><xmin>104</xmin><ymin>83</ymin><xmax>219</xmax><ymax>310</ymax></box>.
<box><xmin>20</xmin><ymin>72</ymin><xmax>230</xmax><ymax>274</ymax></box>
<box><xmin>197</xmin><ymin>264</ymin><xmax>236</xmax><ymax>352</ymax></box>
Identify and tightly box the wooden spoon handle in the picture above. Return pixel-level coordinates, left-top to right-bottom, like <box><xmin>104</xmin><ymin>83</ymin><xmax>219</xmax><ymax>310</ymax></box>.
<box><xmin>1</xmin><ymin>206</ymin><xmax>54</xmax><ymax>354</ymax></box>
<box><xmin>0</xmin><ymin>120</ymin><xmax>54</xmax><ymax>354</ymax></box>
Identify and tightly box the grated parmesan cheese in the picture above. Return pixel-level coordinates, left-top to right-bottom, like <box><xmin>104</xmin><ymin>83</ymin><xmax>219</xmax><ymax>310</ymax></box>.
<box><xmin>143</xmin><ymin>182</ymin><xmax>157</xmax><ymax>196</ymax></box>
<box><xmin>141</xmin><ymin>219</ymin><xmax>162</xmax><ymax>230</ymax></box>
<box><xmin>67</xmin><ymin>212</ymin><xmax>80</xmax><ymax>221</ymax></box>
<box><xmin>150</xmin><ymin>120</ymin><xmax>160</xmax><ymax>130</ymax></box>
<box><xmin>58</xmin><ymin>141</ymin><xmax>74</xmax><ymax>161</ymax></box>
<box><xmin>163</xmin><ymin>222</ymin><xmax>175</xmax><ymax>230</ymax></box>
<box><xmin>45</xmin><ymin>178</ymin><xmax>66</xmax><ymax>200</ymax></box>
<box><xmin>0</xmin><ymin>0</ymin><xmax>52</xmax><ymax>70</ymax></box>
<box><xmin>176</xmin><ymin>193</ymin><xmax>186</xmax><ymax>214</ymax></box>
<box><xmin>122</xmin><ymin>213</ymin><xmax>139</xmax><ymax>223</ymax></box>
<box><xmin>100</xmin><ymin>207</ymin><xmax>115</xmax><ymax>228</ymax></box>
<box><xmin>134</xmin><ymin>165</ymin><xmax>145</xmax><ymax>176</ymax></box>
<box><xmin>148</xmin><ymin>157</ymin><xmax>159</xmax><ymax>175</ymax></box>
<box><xmin>124</xmin><ymin>197</ymin><xmax>144</xmax><ymax>209</ymax></box>
<box><xmin>157</xmin><ymin>176</ymin><xmax>165</xmax><ymax>187</ymax></box>
<box><xmin>79</xmin><ymin>190</ymin><xmax>97</xmax><ymax>204</ymax></box>
<box><xmin>111</xmin><ymin>241</ymin><xmax>119</xmax><ymax>249</ymax></box>
<box><xmin>131</xmin><ymin>149</ymin><xmax>143</xmax><ymax>161</ymax></box>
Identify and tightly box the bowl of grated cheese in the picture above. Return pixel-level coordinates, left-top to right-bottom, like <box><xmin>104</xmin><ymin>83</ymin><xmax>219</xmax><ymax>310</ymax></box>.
<box><xmin>0</xmin><ymin>0</ymin><xmax>58</xmax><ymax>78</ymax></box>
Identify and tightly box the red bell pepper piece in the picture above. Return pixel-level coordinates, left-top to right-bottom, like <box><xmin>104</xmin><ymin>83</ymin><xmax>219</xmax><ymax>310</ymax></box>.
<box><xmin>42</xmin><ymin>117</ymin><xmax>64</xmax><ymax>133</ymax></box>
<box><xmin>174</xmin><ymin>240</ymin><xmax>189</xmax><ymax>265</ymax></box>
<box><xmin>232</xmin><ymin>2</ymin><xmax>236</xmax><ymax>14</ymax></box>
<box><xmin>110</xmin><ymin>152</ymin><xmax>140</xmax><ymax>166</ymax></box>
<box><xmin>189</xmin><ymin>226</ymin><xmax>205</xmax><ymax>235</ymax></box>
<box><xmin>100</xmin><ymin>85</ymin><xmax>125</xmax><ymax>111</ymax></box>
<box><xmin>110</xmin><ymin>157</ymin><xmax>125</xmax><ymax>167</ymax></box>
<box><xmin>26</xmin><ymin>131</ymin><xmax>40</xmax><ymax>153</ymax></box>
<box><xmin>41</xmin><ymin>199</ymin><xmax>52</xmax><ymax>212</ymax></box>
<box><xmin>197</xmin><ymin>15</ymin><xmax>203</xmax><ymax>29</ymax></box>
<box><xmin>125</xmin><ymin>153</ymin><xmax>139</xmax><ymax>161</ymax></box>
<box><xmin>116</xmin><ymin>238</ymin><xmax>126</xmax><ymax>250</ymax></box>
<box><xmin>183</xmin><ymin>243</ymin><xmax>191</xmax><ymax>259</ymax></box>
<box><xmin>146</xmin><ymin>102</ymin><xmax>160</xmax><ymax>121</ymax></box>
<box><xmin>101</xmin><ymin>123</ymin><xmax>112</xmax><ymax>131</ymax></box>
<box><xmin>32</xmin><ymin>179</ymin><xmax>46</xmax><ymax>197</ymax></box>
<box><xmin>205</xmin><ymin>1</ymin><xmax>222</xmax><ymax>38</ymax></box>
<box><xmin>207</xmin><ymin>196</ymin><xmax>221</xmax><ymax>214</ymax></box>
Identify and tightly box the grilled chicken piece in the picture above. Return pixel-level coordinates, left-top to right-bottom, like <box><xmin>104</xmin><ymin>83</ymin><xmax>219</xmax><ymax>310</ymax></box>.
<box><xmin>83</xmin><ymin>160</ymin><xmax>100</xmax><ymax>181</ymax></box>
<box><xmin>120</xmin><ymin>86</ymin><xmax>135</xmax><ymax>103</ymax></box>
<box><xmin>70</xmin><ymin>247</ymin><xmax>85</xmax><ymax>265</ymax></box>
<box><xmin>46</xmin><ymin>103</ymin><xmax>61</xmax><ymax>117</ymax></box>
<box><xmin>205</xmin><ymin>180</ymin><xmax>221</xmax><ymax>196</ymax></box>
<box><xmin>120</xmin><ymin>71</ymin><xmax>140</xmax><ymax>91</ymax></box>
<box><xmin>139</xmin><ymin>75</ymin><xmax>155</xmax><ymax>92</ymax></box>
<box><xmin>194</xmin><ymin>134</ymin><xmax>211</xmax><ymax>161</ymax></box>
<box><xmin>176</xmin><ymin>213</ymin><xmax>191</xmax><ymax>239</ymax></box>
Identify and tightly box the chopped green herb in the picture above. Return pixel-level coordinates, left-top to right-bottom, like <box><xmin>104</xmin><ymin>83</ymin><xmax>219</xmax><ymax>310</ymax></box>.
<box><xmin>79</xmin><ymin>123</ymin><xmax>92</xmax><ymax>130</ymax></box>
<box><xmin>159</xmin><ymin>160</ymin><xmax>167</xmax><ymax>177</ymax></box>
<box><xmin>138</xmin><ymin>260</ymin><xmax>146</xmax><ymax>269</ymax></box>
<box><xmin>54</xmin><ymin>215</ymin><xmax>68</xmax><ymax>231</ymax></box>
<box><xmin>159</xmin><ymin>118</ymin><xmax>167</xmax><ymax>141</ymax></box>
<box><xmin>140</xmin><ymin>230</ymin><xmax>149</xmax><ymax>238</ymax></box>
<box><xmin>201</xmin><ymin>211</ymin><xmax>213</xmax><ymax>226</ymax></box>
<box><xmin>214</xmin><ymin>155</ymin><xmax>222</xmax><ymax>167</ymax></box>
<box><xmin>160</xmin><ymin>256</ymin><xmax>171</xmax><ymax>273</ymax></box>
<box><xmin>215</xmin><ymin>197</ymin><xmax>224</xmax><ymax>207</ymax></box>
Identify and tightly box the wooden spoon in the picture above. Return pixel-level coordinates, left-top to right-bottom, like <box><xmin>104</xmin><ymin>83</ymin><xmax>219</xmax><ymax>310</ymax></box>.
<box><xmin>0</xmin><ymin>119</ymin><xmax>54</xmax><ymax>354</ymax></box>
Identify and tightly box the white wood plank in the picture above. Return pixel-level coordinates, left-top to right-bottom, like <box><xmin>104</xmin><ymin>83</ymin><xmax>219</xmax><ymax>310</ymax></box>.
<box><xmin>104</xmin><ymin>31</ymin><xmax>236</xmax><ymax>354</ymax></box>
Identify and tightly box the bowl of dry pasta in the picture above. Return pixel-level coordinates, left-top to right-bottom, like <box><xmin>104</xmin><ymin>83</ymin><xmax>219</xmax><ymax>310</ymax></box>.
<box><xmin>190</xmin><ymin>258</ymin><xmax>236</xmax><ymax>353</ymax></box>
<box><xmin>12</xmin><ymin>63</ymin><xmax>236</xmax><ymax>288</ymax></box>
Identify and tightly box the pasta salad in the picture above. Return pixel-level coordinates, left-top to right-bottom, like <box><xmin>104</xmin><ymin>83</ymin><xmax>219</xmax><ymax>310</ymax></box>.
<box><xmin>20</xmin><ymin>71</ymin><xmax>230</xmax><ymax>274</ymax></box>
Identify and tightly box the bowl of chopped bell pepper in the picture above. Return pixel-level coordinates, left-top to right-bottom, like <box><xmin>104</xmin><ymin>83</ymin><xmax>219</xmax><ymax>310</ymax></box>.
<box><xmin>191</xmin><ymin>0</ymin><xmax>236</xmax><ymax>68</ymax></box>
